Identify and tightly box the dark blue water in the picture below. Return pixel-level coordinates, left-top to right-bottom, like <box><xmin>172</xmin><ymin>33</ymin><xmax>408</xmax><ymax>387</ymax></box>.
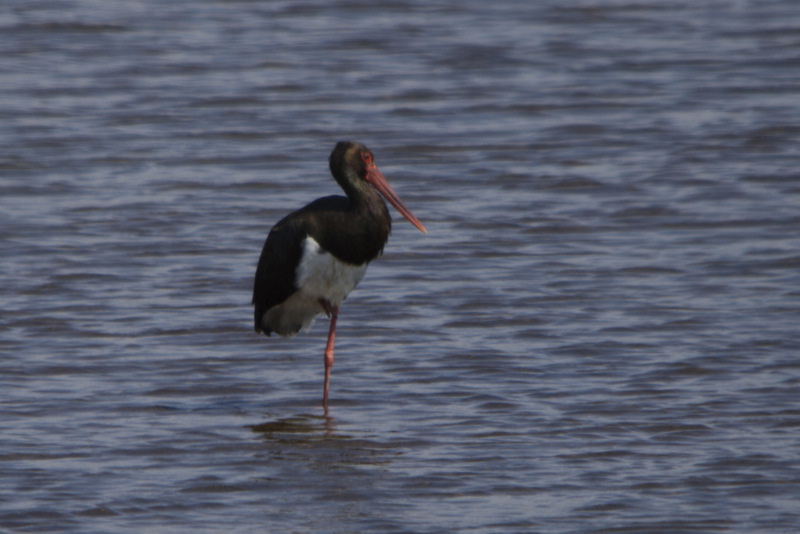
<box><xmin>3</xmin><ymin>0</ymin><xmax>800</xmax><ymax>532</ymax></box>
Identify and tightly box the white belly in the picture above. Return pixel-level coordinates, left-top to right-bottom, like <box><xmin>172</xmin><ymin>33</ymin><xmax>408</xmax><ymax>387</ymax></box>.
<box><xmin>295</xmin><ymin>236</ymin><xmax>368</xmax><ymax>306</ymax></box>
<box><xmin>263</xmin><ymin>236</ymin><xmax>368</xmax><ymax>338</ymax></box>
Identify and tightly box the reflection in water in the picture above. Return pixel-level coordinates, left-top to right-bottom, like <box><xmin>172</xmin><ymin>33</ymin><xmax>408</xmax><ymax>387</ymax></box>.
<box><xmin>248</xmin><ymin>413</ymin><xmax>397</xmax><ymax>474</ymax></box>
<box><xmin>247</xmin><ymin>414</ymin><xmax>402</xmax><ymax>532</ymax></box>
<box><xmin>250</xmin><ymin>414</ymin><xmax>336</xmax><ymax>439</ymax></box>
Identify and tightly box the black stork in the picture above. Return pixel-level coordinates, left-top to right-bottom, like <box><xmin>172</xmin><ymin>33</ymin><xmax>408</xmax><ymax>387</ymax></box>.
<box><xmin>252</xmin><ymin>141</ymin><xmax>427</xmax><ymax>409</ymax></box>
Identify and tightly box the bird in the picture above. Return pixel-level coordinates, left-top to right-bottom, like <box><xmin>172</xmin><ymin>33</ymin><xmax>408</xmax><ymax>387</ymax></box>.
<box><xmin>252</xmin><ymin>141</ymin><xmax>427</xmax><ymax>409</ymax></box>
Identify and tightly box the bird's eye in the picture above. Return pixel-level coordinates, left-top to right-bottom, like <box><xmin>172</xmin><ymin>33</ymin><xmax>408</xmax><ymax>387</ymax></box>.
<box><xmin>361</xmin><ymin>152</ymin><xmax>373</xmax><ymax>166</ymax></box>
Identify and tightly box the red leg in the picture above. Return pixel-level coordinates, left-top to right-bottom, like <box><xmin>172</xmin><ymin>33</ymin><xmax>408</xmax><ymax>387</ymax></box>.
<box><xmin>322</xmin><ymin>305</ymin><xmax>339</xmax><ymax>410</ymax></box>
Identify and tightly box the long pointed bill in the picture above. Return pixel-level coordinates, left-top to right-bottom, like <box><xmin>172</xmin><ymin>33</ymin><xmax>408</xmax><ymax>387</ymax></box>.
<box><xmin>365</xmin><ymin>165</ymin><xmax>427</xmax><ymax>234</ymax></box>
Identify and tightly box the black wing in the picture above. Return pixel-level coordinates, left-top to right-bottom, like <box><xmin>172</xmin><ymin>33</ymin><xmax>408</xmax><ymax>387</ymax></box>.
<box><xmin>252</xmin><ymin>216</ymin><xmax>306</xmax><ymax>335</ymax></box>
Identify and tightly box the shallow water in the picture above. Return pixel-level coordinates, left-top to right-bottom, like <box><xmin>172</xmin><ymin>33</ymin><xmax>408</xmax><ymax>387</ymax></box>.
<box><xmin>3</xmin><ymin>0</ymin><xmax>800</xmax><ymax>532</ymax></box>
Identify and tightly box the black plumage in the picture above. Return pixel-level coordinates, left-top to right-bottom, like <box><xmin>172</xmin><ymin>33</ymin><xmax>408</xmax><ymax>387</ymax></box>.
<box><xmin>251</xmin><ymin>141</ymin><xmax>426</xmax><ymax>408</ymax></box>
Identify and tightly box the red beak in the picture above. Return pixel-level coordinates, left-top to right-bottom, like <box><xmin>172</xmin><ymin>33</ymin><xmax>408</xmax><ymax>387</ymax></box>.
<box><xmin>366</xmin><ymin>165</ymin><xmax>427</xmax><ymax>234</ymax></box>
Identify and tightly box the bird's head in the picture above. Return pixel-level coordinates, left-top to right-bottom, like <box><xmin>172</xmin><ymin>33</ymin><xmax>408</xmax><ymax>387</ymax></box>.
<box><xmin>330</xmin><ymin>141</ymin><xmax>427</xmax><ymax>234</ymax></box>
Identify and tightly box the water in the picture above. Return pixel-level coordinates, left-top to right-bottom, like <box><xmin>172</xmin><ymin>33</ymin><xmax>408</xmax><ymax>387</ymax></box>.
<box><xmin>3</xmin><ymin>0</ymin><xmax>800</xmax><ymax>532</ymax></box>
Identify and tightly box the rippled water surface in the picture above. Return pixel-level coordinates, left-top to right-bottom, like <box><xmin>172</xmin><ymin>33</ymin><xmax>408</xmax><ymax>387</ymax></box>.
<box><xmin>3</xmin><ymin>0</ymin><xmax>800</xmax><ymax>532</ymax></box>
